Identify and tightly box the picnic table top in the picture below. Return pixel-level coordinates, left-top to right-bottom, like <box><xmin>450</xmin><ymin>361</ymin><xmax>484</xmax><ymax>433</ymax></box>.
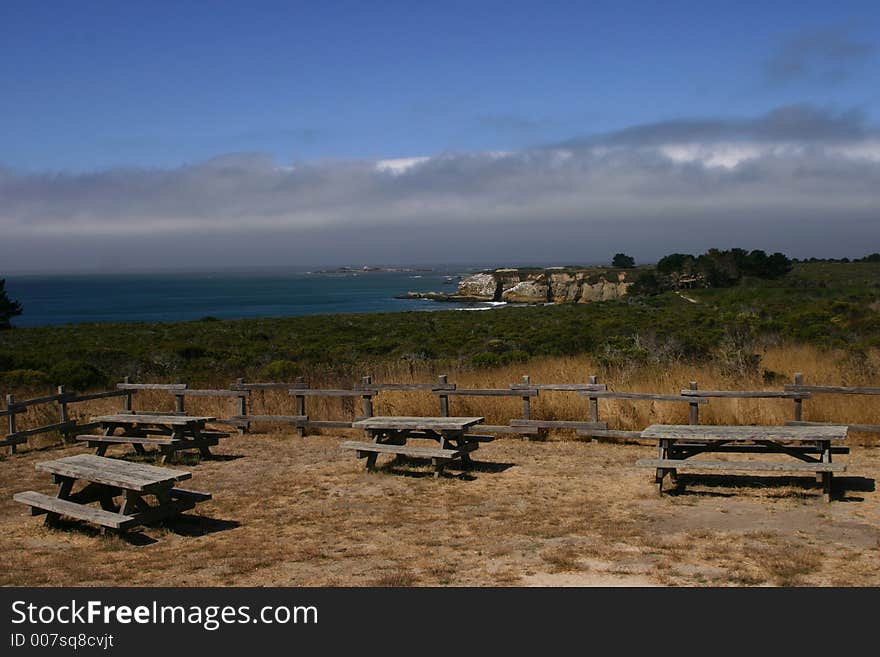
<box><xmin>351</xmin><ymin>416</ymin><xmax>485</xmax><ymax>431</ymax></box>
<box><xmin>36</xmin><ymin>454</ymin><xmax>191</xmax><ymax>491</ymax></box>
<box><xmin>641</xmin><ymin>424</ymin><xmax>848</xmax><ymax>442</ymax></box>
<box><xmin>92</xmin><ymin>414</ymin><xmax>216</xmax><ymax>425</ymax></box>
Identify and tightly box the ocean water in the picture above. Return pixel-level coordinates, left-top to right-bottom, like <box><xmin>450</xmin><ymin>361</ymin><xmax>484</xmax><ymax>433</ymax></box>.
<box><xmin>4</xmin><ymin>268</ymin><xmax>498</xmax><ymax>327</ymax></box>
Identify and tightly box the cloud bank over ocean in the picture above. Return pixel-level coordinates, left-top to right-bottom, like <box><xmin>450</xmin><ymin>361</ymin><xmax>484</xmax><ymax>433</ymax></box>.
<box><xmin>2</xmin><ymin>105</ymin><xmax>879</xmax><ymax>272</ymax></box>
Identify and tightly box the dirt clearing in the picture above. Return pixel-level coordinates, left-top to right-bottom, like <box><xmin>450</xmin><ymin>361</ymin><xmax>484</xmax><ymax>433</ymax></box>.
<box><xmin>1</xmin><ymin>433</ymin><xmax>878</xmax><ymax>586</ymax></box>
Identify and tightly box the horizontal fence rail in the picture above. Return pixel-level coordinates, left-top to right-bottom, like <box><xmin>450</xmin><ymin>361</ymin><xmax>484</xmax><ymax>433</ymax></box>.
<box><xmin>3</xmin><ymin>371</ymin><xmax>879</xmax><ymax>456</ymax></box>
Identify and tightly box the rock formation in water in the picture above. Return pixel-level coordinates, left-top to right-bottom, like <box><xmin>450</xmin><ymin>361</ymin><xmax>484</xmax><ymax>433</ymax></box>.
<box><xmin>455</xmin><ymin>268</ymin><xmax>634</xmax><ymax>304</ymax></box>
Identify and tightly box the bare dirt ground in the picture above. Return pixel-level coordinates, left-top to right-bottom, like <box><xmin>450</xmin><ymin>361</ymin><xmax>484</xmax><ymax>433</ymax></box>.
<box><xmin>1</xmin><ymin>433</ymin><xmax>878</xmax><ymax>587</ymax></box>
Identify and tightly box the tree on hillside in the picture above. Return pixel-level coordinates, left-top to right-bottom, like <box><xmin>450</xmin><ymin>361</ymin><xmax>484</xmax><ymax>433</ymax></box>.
<box><xmin>612</xmin><ymin>253</ymin><xmax>636</xmax><ymax>268</ymax></box>
<box><xmin>0</xmin><ymin>279</ymin><xmax>23</xmax><ymax>329</ymax></box>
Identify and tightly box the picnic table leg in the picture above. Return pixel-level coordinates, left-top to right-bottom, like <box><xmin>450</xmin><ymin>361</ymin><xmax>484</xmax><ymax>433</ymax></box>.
<box><xmin>364</xmin><ymin>430</ymin><xmax>379</xmax><ymax>471</ymax></box>
<box><xmin>46</xmin><ymin>475</ymin><xmax>76</xmax><ymax>527</ymax></box>
<box><xmin>119</xmin><ymin>490</ymin><xmax>141</xmax><ymax>517</ymax></box>
<box><xmin>190</xmin><ymin>424</ymin><xmax>213</xmax><ymax>458</ymax></box>
<box><xmin>96</xmin><ymin>424</ymin><xmax>117</xmax><ymax>456</ymax></box>
<box><xmin>655</xmin><ymin>439</ymin><xmax>669</xmax><ymax>492</ymax></box>
<box><xmin>160</xmin><ymin>434</ymin><xmax>177</xmax><ymax>464</ymax></box>
<box><xmin>820</xmin><ymin>440</ymin><xmax>833</xmax><ymax>503</ymax></box>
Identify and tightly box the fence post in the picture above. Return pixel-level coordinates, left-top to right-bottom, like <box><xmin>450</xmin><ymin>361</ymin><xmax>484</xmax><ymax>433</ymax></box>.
<box><xmin>521</xmin><ymin>375</ymin><xmax>531</xmax><ymax>420</ymax></box>
<box><xmin>588</xmin><ymin>375</ymin><xmax>600</xmax><ymax>443</ymax></box>
<box><xmin>122</xmin><ymin>376</ymin><xmax>133</xmax><ymax>412</ymax></box>
<box><xmin>236</xmin><ymin>378</ymin><xmax>249</xmax><ymax>435</ymax></box>
<box><xmin>793</xmin><ymin>372</ymin><xmax>804</xmax><ymax>422</ymax></box>
<box><xmin>688</xmin><ymin>381</ymin><xmax>700</xmax><ymax>425</ymax></box>
<box><xmin>6</xmin><ymin>394</ymin><xmax>16</xmax><ymax>454</ymax></box>
<box><xmin>361</xmin><ymin>376</ymin><xmax>374</xmax><ymax>419</ymax></box>
<box><xmin>175</xmin><ymin>387</ymin><xmax>186</xmax><ymax>415</ymax></box>
<box><xmin>57</xmin><ymin>385</ymin><xmax>72</xmax><ymax>444</ymax></box>
<box><xmin>438</xmin><ymin>375</ymin><xmax>449</xmax><ymax>417</ymax></box>
<box><xmin>294</xmin><ymin>376</ymin><xmax>306</xmax><ymax>437</ymax></box>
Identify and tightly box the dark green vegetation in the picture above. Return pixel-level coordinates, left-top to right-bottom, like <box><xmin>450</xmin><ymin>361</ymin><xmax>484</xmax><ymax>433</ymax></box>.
<box><xmin>656</xmin><ymin>248</ymin><xmax>792</xmax><ymax>285</ymax></box>
<box><xmin>0</xmin><ymin>279</ymin><xmax>23</xmax><ymax>330</ymax></box>
<box><xmin>612</xmin><ymin>253</ymin><xmax>636</xmax><ymax>268</ymax></box>
<box><xmin>1</xmin><ymin>262</ymin><xmax>878</xmax><ymax>390</ymax></box>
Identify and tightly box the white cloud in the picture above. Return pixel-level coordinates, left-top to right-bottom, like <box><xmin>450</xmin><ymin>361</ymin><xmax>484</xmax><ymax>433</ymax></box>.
<box><xmin>1</xmin><ymin>104</ymin><xmax>878</xmax><ymax>270</ymax></box>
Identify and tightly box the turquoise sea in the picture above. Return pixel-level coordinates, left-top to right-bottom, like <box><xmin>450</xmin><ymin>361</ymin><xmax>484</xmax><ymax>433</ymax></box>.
<box><xmin>5</xmin><ymin>268</ymin><xmax>497</xmax><ymax>327</ymax></box>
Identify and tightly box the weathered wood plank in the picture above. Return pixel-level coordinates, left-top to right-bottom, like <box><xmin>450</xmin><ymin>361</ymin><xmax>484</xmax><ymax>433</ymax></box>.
<box><xmin>180</xmin><ymin>389</ymin><xmax>249</xmax><ymax>397</ymax></box>
<box><xmin>36</xmin><ymin>454</ymin><xmax>191</xmax><ymax>492</ymax></box>
<box><xmin>116</xmin><ymin>383</ymin><xmax>187</xmax><ymax>391</ymax></box>
<box><xmin>168</xmin><ymin>487</ymin><xmax>212</xmax><ymax>503</ymax></box>
<box><xmin>352</xmin><ymin>416</ymin><xmax>484</xmax><ymax>431</ymax></box>
<box><xmin>76</xmin><ymin>435</ymin><xmax>180</xmax><ymax>446</ymax></box>
<box><xmin>286</xmin><ymin>389</ymin><xmax>366</xmax><ymax>397</ymax></box>
<box><xmin>579</xmin><ymin>391</ymin><xmax>709</xmax><ymax>403</ymax></box>
<box><xmin>358</xmin><ymin>383</ymin><xmax>457</xmax><ymax>391</ymax></box>
<box><xmin>6</xmin><ymin>421</ymin><xmax>77</xmax><ymax>440</ymax></box>
<box><xmin>510</xmin><ymin>419</ymin><xmax>608</xmax><ymax>430</ymax></box>
<box><xmin>340</xmin><ymin>441</ymin><xmax>469</xmax><ymax>459</ymax></box>
<box><xmin>14</xmin><ymin>491</ymin><xmax>137</xmax><ymax>529</ymax></box>
<box><xmin>230</xmin><ymin>414</ymin><xmax>308</xmax><ymax>425</ymax></box>
<box><xmin>784</xmin><ymin>384</ymin><xmax>880</xmax><ymax>395</ymax></box>
<box><xmin>786</xmin><ymin>420</ymin><xmax>880</xmax><ymax>433</ymax></box>
<box><xmin>635</xmin><ymin>458</ymin><xmax>846</xmax><ymax>472</ymax></box>
<box><xmin>576</xmin><ymin>429</ymin><xmax>644</xmax><ymax>439</ymax></box>
<box><xmin>681</xmin><ymin>390</ymin><xmax>808</xmax><ymax>399</ymax></box>
<box><xmin>668</xmin><ymin>443</ymin><xmax>849</xmax><ymax>455</ymax></box>
<box><xmin>469</xmin><ymin>424</ymin><xmax>537</xmax><ymax>434</ymax></box>
<box><xmin>509</xmin><ymin>383</ymin><xmax>607</xmax><ymax>391</ymax></box>
<box><xmin>7</xmin><ymin>392</ymin><xmax>72</xmax><ymax>410</ymax></box>
<box><xmin>436</xmin><ymin>389</ymin><xmax>538</xmax><ymax>397</ymax></box>
<box><xmin>92</xmin><ymin>414</ymin><xmax>215</xmax><ymax>425</ymax></box>
<box><xmin>641</xmin><ymin>424</ymin><xmax>848</xmax><ymax>442</ymax></box>
<box><xmin>230</xmin><ymin>382</ymin><xmax>302</xmax><ymax>390</ymax></box>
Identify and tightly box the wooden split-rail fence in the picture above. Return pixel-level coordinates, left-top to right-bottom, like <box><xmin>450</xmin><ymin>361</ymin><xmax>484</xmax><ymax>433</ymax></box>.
<box><xmin>2</xmin><ymin>372</ymin><xmax>879</xmax><ymax>456</ymax></box>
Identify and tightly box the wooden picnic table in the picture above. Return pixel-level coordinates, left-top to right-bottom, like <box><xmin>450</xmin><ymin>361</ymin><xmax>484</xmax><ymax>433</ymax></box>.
<box><xmin>345</xmin><ymin>416</ymin><xmax>488</xmax><ymax>477</ymax></box>
<box><xmin>13</xmin><ymin>454</ymin><xmax>211</xmax><ymax>532</ymax></box>
<box><xmin>77</xmin><ymin>414</ymin><xmax>228</xmax><ymax>463</ymax></box>
<box><xmin>636</xmin><ymin>424</ymin><xmax>849</xmax><ymax>501</ymax></box>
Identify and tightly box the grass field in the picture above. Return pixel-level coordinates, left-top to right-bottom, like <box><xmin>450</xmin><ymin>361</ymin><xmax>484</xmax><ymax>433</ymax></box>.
<box><xmin>2</xmin><ymin>433</ymin><xmax>878</xmax><ymax>587</ymax></box>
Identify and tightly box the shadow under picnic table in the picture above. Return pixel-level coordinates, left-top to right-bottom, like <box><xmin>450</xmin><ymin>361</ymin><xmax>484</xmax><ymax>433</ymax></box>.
<box><xmin>374</xmin><ymin>456</ymin><xmax>515</xmax><ymax>480</ymax></box>
<box><xmin>660</xmin><ymin>473</ymin><xmax>875</xmax><ymax>501</ymax></box>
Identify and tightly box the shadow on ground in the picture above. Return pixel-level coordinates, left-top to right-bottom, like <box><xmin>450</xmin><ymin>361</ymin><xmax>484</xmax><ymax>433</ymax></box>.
<box><xmin>662</xmin><ymin>473</ymin><xmax>875</xmax><ymax>501</ymax></box>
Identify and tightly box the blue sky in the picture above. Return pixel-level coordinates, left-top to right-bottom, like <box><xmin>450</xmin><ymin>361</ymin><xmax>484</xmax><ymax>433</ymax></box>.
<box><xmin>1</xmin><ymin>1</ymin><xmax>878</xmax><ymax>271</ymax></box>
<box><xmin>2</xmin><ymin>0</ymin><xmax>877</xmax><ymax>170</ymax></box>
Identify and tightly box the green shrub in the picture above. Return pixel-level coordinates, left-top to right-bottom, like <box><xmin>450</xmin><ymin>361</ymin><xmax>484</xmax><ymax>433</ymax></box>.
<box><xmin>471</xmin><ymin>352</ymin><xmax>502</xmax><ymax>368</ymax></box>
<box><xmin>261</xmin><ymin>359</ymin><xmax>301</xmax><ymax>381</ymax></box>
<box><xmin>48</xmin><ymin>360</ymin><xmax>107</xmax><ymax>390</ymax></box>
<box><xmin>0</xmin><ymin>369</ymin><xmax>51</xmax><ymax>390</ymax></box>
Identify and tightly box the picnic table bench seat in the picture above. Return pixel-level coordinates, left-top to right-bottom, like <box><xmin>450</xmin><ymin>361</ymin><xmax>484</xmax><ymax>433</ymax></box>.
<box><xmin>636</xmin><ymin>458</ymin><xmax>846</xmax><ymax>473</ymax></box>
<box><xmin>76</xmin><ymin>434</ymin><xmax>181</xmax><ymax>447</ymax></box>
<box><xmin>13</xmin><ymin>491</ymin><xmax>138</xmax><ymax>529</ymax></box>
<box><xmin>341</xmin><ymin>440</ymin><xmax>477</xmax><ymax>460</ymax></box>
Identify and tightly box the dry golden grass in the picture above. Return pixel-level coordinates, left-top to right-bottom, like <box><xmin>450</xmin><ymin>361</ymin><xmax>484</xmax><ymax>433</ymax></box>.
<box><xmin>9</xmin><ymin>344</ymin><xmax>877</xmax><ymax>447</ymax></box>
